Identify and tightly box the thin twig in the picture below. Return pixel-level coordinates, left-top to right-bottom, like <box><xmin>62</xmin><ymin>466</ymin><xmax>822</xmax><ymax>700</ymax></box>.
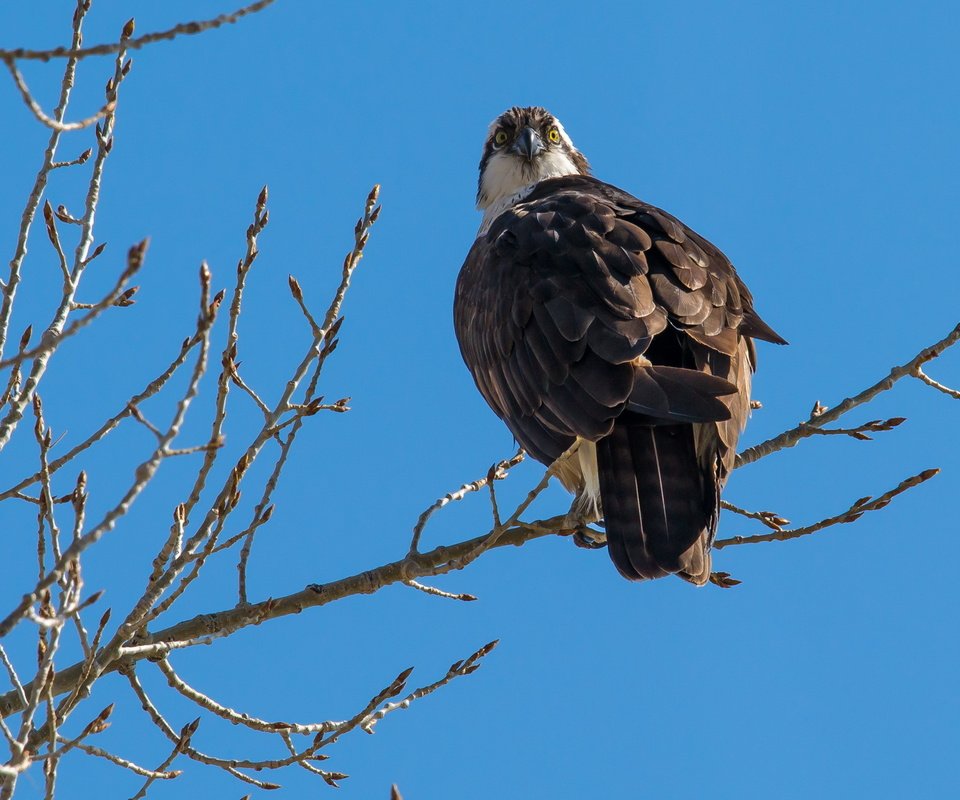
<box><xmin>128</xmin><ymin>719</ymin><xmax>196</xmax><ymax>800</ymax></box>
<box><xmin>0</xmin><ymin>0</ymin><xmax>89</xmax><ymax>366</ymax></box>
<box><xmin>125</xmin><ymin>669</ymin><xmax>281</xmax><ymax>789</ymax></box>
<box><xmin>0</xmin><ymin>40</ymin><xmax>133</xmax><ymax>452</ymax></box>
<box><xmin>715</xmin><ymin>469</ymin><xmax>939</xmax><ymax>548</ymax></box>
<box><xmin>0</xmin><ymin>240</ymin><xmax>147</xmax><ymax>372</ymax></box>
<box><xmin>0</xmin><ymin>647</ymin><xmax>27</xmax><ymax>709</ymax></box>
<box><xmin>0</xmin><ymin>326</ymin><xmax>208</xmax><ymax>502</ymax></box>
<box><xmin>913</xmin><ymin>366</ymin><xmax>960</xmax><ymax>400</ymax></box>
<box><xmin>424</xmin><ymin>444</ymin><xmax>578</xmax><ymax>576</ymax></box>
<box><xmin>50</xmin><ymin>148</ymin><xmax>92</xmax><ymax>170</ymax></box>
<box><xmin>410</xmin><ymin>450</ymin><xmax>523</xmax><ymax>554</ymax></box>
<box><xmin>800</xmin><ymin>416</ymin><xmax>906</xmax><ymax>442</ymax></box>
<box><xmin>66</xmin><ymin>740</ymin><xmax>180</xmax><ymax>781</ymax></box>
<box><xmin>2</xmin><ymin>58</ymin><xmax>115</xmax><ymax>131</ymax></box>
<box><xmin>0</xmin><ymin>513</ymin><xmax>571</xmax><ymax>720</ymax></box>
<box><xmin>36</xmin><ymin>703</ymin><xmax>112</xmax><ymax>763</ymax></box>
<box><xmin>721</xmin><ymin>500</ymin><xmax>789</xmax><ymax>532</ymax></box>
<box><xmin>0</xmin><ymin>266</ymin><xmax>219</xmax><ymax>644</ymax></box>
<box><xmin>0</xmin><ymin>1</ymin><xmax>279</xmax><ymax>62</ymax></box>
<box><xmin>41</xmin><ymin>202</ymin><xmax>71</xmax><ymax>286</ymax></box>
<box><xmin>403</xmin><ymin>581</ymin><xmax>477</xmax><ymax>602</ymax></box>
<box><xmin>155</xmin><ymin>658</ymin><xmax>326</xmax><ymax>735</ymax></box>
<box><xmin>736</xmin><ymin>321</ymin><xmax>960</xmax><ymax>467</ymax></box>
<box><xmin>236</xmin><ymin>186</ymin><xmax>380</xmax><ymax>602</ymax></box>
<box><xmin>359</xmin><ymin>641</ymin><xmax>498</xmax><ymax>734</ymax></box>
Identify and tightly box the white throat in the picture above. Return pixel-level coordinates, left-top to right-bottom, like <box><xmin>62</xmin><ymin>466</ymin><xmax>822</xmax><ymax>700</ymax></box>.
<box><xmin>477</xmin><ymin>149</ymin><xmax>580</xmax><ymax>235</ymax></box>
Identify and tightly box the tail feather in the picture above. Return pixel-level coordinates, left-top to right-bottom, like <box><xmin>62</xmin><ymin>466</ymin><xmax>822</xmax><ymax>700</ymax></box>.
<box><xmin>596</xmin><ymin>426</ymin><xmax>667</xmax><ymax>581</ymax></box>
<box><xmin>596</xmin><ymin>417</ymin><xmax>715</xmax><ymax>584</ymax></box>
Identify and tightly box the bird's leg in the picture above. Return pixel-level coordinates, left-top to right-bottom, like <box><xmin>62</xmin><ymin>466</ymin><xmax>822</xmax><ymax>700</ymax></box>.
<box><xmin>565</xmin><ymin>492</ymin><xmax>607</xmax><ymax>549</ymax></box>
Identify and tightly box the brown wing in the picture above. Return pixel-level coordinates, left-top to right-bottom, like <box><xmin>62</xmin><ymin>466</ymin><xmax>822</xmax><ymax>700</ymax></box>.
<box><xmin>454</xmin><ymin>174</ymin><xmax>783</xmax><ymax>466</ymax></box>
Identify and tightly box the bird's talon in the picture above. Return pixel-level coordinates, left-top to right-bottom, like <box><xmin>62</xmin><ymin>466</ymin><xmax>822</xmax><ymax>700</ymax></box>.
<box><xmin>573</xmin><ymin>529</ymin><xmax>607</xmax><ymax>549</ymax></box>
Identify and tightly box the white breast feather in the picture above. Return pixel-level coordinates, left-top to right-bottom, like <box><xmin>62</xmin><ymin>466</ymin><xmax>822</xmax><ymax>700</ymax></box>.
<box><xmin>478</xmin><ymin>149</ymin><xmax>580</xmax><ymax>234</ymax></box>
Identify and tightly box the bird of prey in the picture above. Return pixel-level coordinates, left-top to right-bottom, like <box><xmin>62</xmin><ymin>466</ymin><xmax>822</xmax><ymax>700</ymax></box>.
<box><xmin>454</xmin><ymin>106</ymin><xmax>785</xmax><ymax>585</ymax></box>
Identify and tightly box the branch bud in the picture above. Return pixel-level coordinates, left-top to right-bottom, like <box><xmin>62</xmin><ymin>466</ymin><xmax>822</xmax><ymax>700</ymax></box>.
<box><xmin>288</xmin><ymin>275</ymin><xmax>303</xmax><ymax>301</ymax></box>
<box><xmin>88</xmin><ymin>242</ymin><xmax>107</xmax><ymax>264</ymax></box>
<box><xmin>115</xmin><ymin>286</ymin><xmax>139</xmax><ymax>307</ymax></box>
<box><xmin>125</xmin><ymin>239</ymin><xmax>149</xmax><ymax>276</ymax></box>
<box><xmin>366</xmin><ymin>184</ymin><xmax>380</xmax><ymax>211</ymax></box>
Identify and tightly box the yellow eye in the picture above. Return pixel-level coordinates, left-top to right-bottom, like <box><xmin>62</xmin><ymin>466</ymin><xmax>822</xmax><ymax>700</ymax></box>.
<box><xmin>494</xmin><ymin>130</ymin><xmax>508</xmax><ymax>147</ymax></box>
<box><xmin>547</xmin><ymin>127</ymin><xmax>561</xmax><ymax>144</ymax></box>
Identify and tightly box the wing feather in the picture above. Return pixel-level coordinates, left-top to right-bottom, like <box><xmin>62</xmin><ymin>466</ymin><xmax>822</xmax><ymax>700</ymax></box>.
<box><xmin>453</xmin><ymin>174</ymin><xmax>784</xmax><ymax>468</ymax></box>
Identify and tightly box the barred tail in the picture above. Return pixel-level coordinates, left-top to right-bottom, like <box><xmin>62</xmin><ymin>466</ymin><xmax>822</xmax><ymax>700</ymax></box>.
<box><xmin>596</xmin><ymin>419</ymin><xmax>715</xmax><ymax>585</ymax></box>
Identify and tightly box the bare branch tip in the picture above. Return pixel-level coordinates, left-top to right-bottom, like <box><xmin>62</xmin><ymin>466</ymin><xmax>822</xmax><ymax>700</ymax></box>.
<box><xmin>125</xmin><ymin>239</ymin><xmax>149</xmax><ymax>275</ymax></box>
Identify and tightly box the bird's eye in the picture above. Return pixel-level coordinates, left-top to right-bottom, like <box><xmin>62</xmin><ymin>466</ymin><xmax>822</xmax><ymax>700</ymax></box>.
<box><xmin>494</xmin><ymin>130</ymin><xmax>508</xmax><ymax>147</ymax></box>
<box><xmin>547</xmin><ymin>127</ymin><xmax>561</xmax><ymax>143</ymax></box>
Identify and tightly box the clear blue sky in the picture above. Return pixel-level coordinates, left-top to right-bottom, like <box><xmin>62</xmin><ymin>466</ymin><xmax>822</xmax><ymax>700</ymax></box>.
<box><xmin>1</xmin><ymin>1</ymin><xmax>958</xmax><ymax>798</ymax></box>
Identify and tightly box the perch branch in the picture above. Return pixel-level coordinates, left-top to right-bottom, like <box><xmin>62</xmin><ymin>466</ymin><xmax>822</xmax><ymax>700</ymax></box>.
<box><xmin>0</xmin><ymin>510</ymin><xmax>569</xmax><ymax>720</ymax></box>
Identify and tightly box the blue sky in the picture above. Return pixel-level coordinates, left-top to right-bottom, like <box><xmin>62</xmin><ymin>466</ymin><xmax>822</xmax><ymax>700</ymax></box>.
<box><xmin>1</xmin><ymin>1</ymin><xmax>958</xmax><ymax>797</ymax></box>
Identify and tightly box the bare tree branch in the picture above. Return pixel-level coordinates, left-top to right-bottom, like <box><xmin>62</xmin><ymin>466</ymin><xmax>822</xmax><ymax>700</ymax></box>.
<box><xmin>0</xmin><ymin>0</ymin><xmax>90</xmax><ymax>365</ymax></box>
<box><xmin>715</xmin><ymin>469</ymin><xmax>939</xmax><ymax>548</ymax></box>
<box><xmin>0</xmin><ymin>510</ymin><xmax>567</xmax><ymax>720</ymax></box>
<box><xmin>410</xmin><ymin>450</ymin><xmax>524</xmax><ymax>554</ymax></box>
<box><xmin>721</xmin><ymin>499</ymin><xmax>789</xmax><ymax>532</ymax></box>
<box><xmin>736</xmin><ymin>320</ymin><xmax>960</xmax><ymax>467</ymax></box>
<box><xmin>0</xmin><ymin>31</ymin><xmax>132</xmax><ymax>451</ymax></box>
<box><xmin>0</xmin><ymin>1</ymin><xmax>278</xmax><ymax>62</ymax></box>
<box><xmin>2</xmin><ymin>58</ymin><xmax>115</xmax><ymax>132</ymax></box>
<box><xmin>913</xmin><ymin>365</ymin><xmax>960</xmax><ymax>400</ymax></box>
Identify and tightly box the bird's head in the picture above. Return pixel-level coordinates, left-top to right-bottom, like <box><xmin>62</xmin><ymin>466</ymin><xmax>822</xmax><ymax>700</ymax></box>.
<box><xmin>476</xmin><ymin>106</ymin><xmax>590</xmax><ymax>214</ymax></box>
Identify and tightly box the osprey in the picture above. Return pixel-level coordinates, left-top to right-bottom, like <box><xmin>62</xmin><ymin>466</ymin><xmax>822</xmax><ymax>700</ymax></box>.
<box><xmin>454</xmin><ymin>106</ymin><xmax>785</xmax><ymax>584</ymax></box>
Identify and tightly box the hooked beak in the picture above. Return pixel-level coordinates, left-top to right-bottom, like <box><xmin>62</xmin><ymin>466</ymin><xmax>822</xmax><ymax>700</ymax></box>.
<box><xmin>513</xmin><ymin>126</ymin><xmax>544</xmax><ymax>161</ymax></box>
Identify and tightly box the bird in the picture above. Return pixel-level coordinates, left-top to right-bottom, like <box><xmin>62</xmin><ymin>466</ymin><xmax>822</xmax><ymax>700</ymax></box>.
<box><xmin>453</xmin><ymin>106</ymin><xmax>785</xmax><ymax>585</ymax></box>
